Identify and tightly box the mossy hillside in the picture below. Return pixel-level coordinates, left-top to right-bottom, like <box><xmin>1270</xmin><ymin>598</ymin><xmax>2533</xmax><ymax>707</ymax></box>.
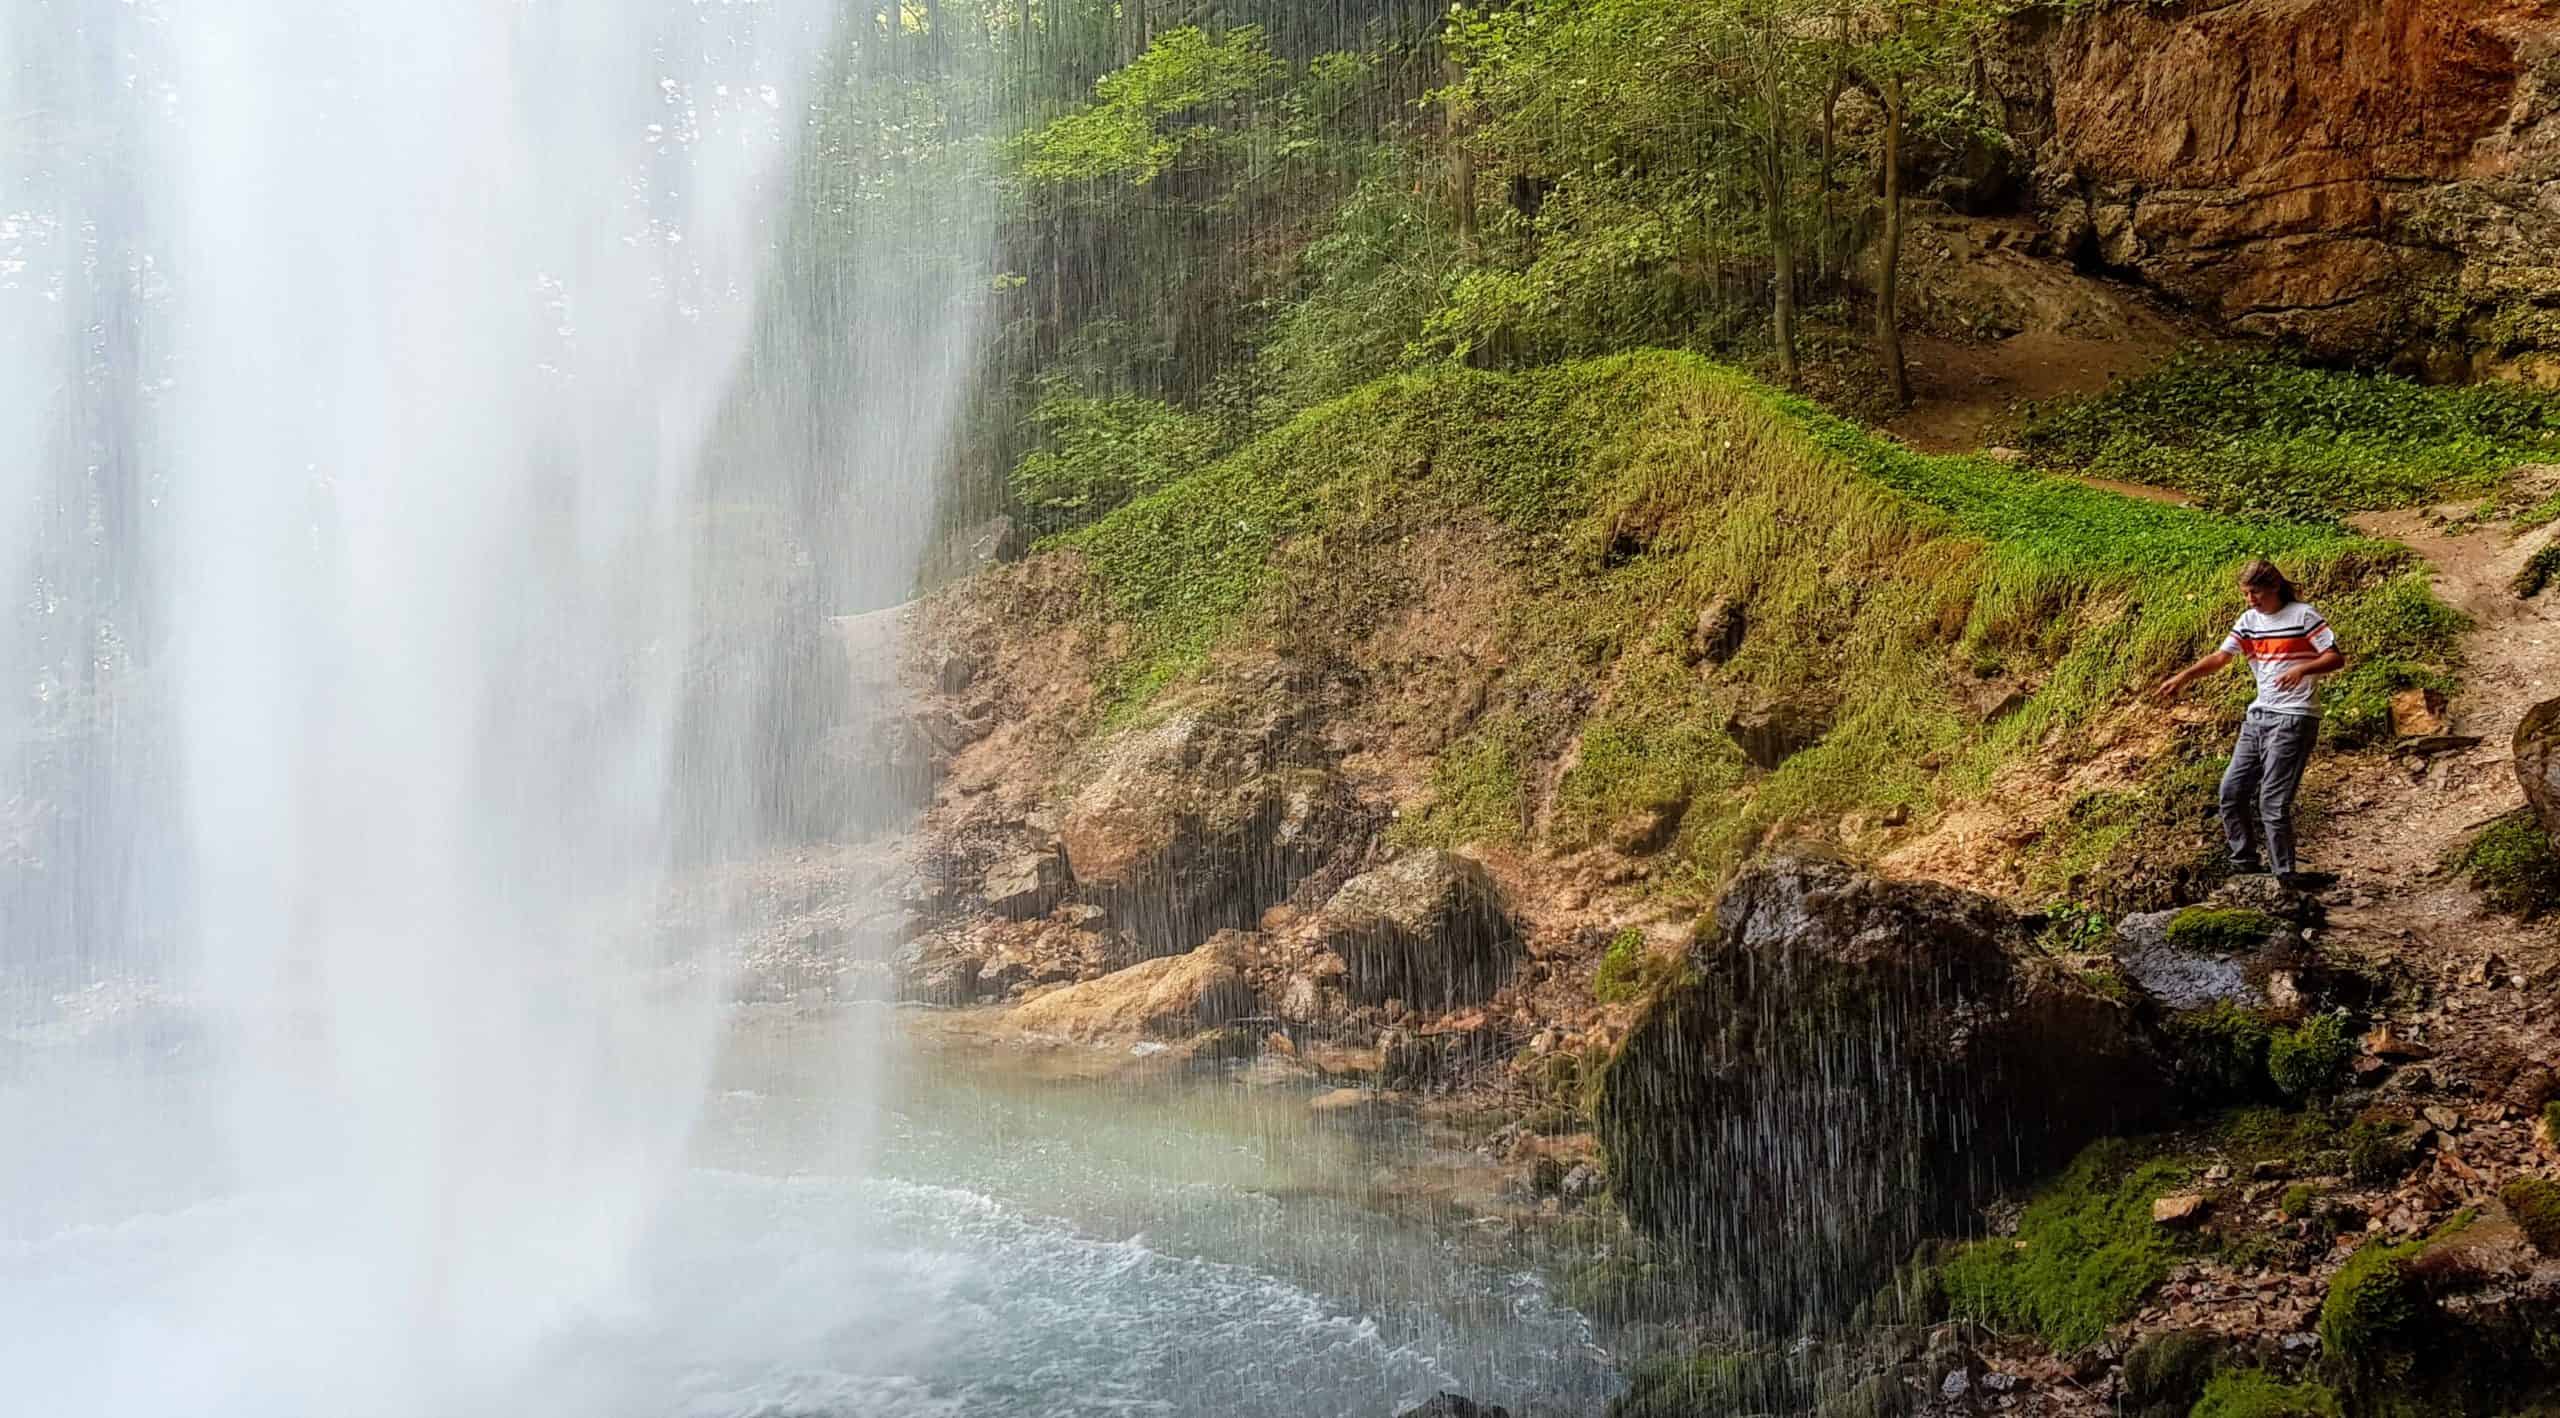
<box><xmin>1054</xmin><ymin>351</ymin><xmax>2455</xmax><ymax>891</ymax></box>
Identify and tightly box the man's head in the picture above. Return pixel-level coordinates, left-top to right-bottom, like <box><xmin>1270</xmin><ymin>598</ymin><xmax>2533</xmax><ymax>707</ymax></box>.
<box><xmin>2239</xmin><ymin>558</ymin><xmax>2296</xmax><ymax>614</ymax></box>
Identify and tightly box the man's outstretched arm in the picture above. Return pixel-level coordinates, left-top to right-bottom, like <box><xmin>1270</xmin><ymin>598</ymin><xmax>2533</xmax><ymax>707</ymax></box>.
<box><xmin>2153</xmin><ymin>649</ymin><xmax>2235</xmax><ymax>702</ymax></box>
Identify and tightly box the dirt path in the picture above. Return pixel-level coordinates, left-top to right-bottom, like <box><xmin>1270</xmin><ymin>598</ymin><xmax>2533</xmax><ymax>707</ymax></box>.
<box><xmin>2307</xmin><ymin>505</ymin><xmax>2560</xmax><ymax>1074</ymax></box>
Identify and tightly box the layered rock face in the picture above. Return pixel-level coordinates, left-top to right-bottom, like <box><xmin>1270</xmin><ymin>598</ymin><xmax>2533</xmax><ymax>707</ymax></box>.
<box><xmin>1596</xmin><ymin>857</ymin><xmax>2166</xmax><ymax>1331</ymax></box>
<box><xmin>2010</xmin><ymin>0</ymin><xmax>2560</xmax><ymax>369</ymax></box>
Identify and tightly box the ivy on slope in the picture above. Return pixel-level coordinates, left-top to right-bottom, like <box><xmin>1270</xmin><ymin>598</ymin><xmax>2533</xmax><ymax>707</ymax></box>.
<box><xmin>2020</xmin><ymin>346</ymin><xmax>2560</xmax><ymax>523</ymax></box>
<box><xmin>1051</xmin><ymin>350</ymin><xmax>2460</xmax><ymax>891</ymax></box>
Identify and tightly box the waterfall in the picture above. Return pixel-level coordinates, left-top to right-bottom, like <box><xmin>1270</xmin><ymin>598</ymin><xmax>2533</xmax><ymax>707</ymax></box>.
<box><xmin>1</xmin><ymin>2</ymin><xmax>984</xmax><ymax>1412</ymax></box>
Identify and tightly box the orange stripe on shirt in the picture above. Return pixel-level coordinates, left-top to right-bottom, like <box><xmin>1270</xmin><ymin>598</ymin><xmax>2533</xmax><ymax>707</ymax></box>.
<box><xmin>2239</xmin><ymin>636</ymin><xmax>2318</xmax><ymax>659</ymax></box>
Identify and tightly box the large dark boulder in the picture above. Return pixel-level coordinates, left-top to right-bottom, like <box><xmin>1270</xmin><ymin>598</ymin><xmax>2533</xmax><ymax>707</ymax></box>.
<box><xmin>1310</xmin><ymin>850</ymin><xmax>1522</xmax><ymax>1011</ymax></box>
<box><xmin>1596</xmin><ymin>857</ymin><xmax>2167</xmax><ymax>1332</ymax></box>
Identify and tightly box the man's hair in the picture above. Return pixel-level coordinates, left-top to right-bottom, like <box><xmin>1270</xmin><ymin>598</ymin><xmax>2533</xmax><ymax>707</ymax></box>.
<box><xmin>2240</xmin><ymin>557</ymin><xmax>2299</xmax><ymax>605</ymax></box>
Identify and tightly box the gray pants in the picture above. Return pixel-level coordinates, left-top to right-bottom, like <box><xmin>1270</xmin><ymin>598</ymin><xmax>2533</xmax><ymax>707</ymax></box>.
<box><xmin>2220</xmin><ymin>708</ymin><xmax>2317</xmax><ymax>874</ymax></box>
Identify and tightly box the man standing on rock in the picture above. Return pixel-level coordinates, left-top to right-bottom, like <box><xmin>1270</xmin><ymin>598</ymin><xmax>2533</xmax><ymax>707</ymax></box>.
<box><xmin>2153</xmin><ymin>558</ymin><xmax>2347</xmax><ymax>886</ymax></box>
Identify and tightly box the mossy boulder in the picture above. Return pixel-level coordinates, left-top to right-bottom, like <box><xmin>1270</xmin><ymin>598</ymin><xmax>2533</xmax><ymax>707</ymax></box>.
<box><xmin>1595</xmin><ymin>857</ymin><xmax>2167</xmax><ymax>1331</ymax></box>
<box><xmin>2505</xmin><ymin>1176</ymin><xmax>2560</xmax><ymax>1256</ymax></box>
<box><xmin>2122</xmin><ymin>1327</ymin><xmax>2222</xmax><ymax>1415</ymax></box>
<box><xmin>2319</xmin><ymin>1235</ymin><xmax>2429</xmax><ymax>1395</ymax></box>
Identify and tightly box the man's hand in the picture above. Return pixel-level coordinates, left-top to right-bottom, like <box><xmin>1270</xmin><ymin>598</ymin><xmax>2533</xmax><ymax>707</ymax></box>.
<box><xmin>2151</xmin><ymin>672</ymin><xmax>2187</xmax><ymax>704</ymax></box>
<box><xmin>2275</xmin><ymin>666</ymin><xmax>2308</xmax><ymax>690</ymax></box>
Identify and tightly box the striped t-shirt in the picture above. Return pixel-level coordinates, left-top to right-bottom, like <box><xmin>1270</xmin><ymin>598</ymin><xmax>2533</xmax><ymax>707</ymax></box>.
<box><xmin>2219</xmin><ymin>602</ymin><xmax>2339</xmax><ymax>717</ymax></box>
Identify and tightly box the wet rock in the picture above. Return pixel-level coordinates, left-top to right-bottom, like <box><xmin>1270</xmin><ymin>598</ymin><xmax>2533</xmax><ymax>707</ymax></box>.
<box><xmin>2518</xmin><ymin>696</ymin><xmax>2560</xmax><ymax>840</ymax></box>
<box><xmin>1054</xmin><ymin>710</ymin><xmax>1353</xmax><ymax>954</ymax></box>
<box><xmin>1597</xmin><ymin>857</ymin><xmax>2166</xmax><ymax>1331</ymax></box>
<box><xmin>2113</xmin><ymin>908</ymin><xmax>2266</xmax><ymax>1011</ymax></box>
<box><xmin>1005</xmin><ymin>932</ymin><xmax>1256</xmax><ymax>1041</ymax></box>
<box><xmin>894</xmin><ymin>930</ymin><xmax>982</xmax><ymax>1006</ymax></box>
<box><xmin>981</xmin><ymin>848</ymin><xmax>1070</xmax><ymax>921</ymax></box>
<box><xmin>1311</xmin><ymin>851</ymin><xmax>1522</xmax><ymax>1011</ymax></box>
<box><xmin>1561</xmin><ymin>1163</ymin><xmax>1604</xmax><ymax>1201</ymax></box>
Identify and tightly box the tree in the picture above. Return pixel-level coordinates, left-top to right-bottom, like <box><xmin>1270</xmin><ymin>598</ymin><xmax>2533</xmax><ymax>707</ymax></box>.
<box><xmin>1847</xmin><ymin>0</ymin><xmax>1998</xmax><ymax>405</ymax></box>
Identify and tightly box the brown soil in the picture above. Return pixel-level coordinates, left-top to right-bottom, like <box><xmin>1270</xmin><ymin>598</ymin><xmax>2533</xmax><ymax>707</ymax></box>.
<box><xmin>1889</xmin><ymin>328</ymin><xmax>2184</xmax><ymax>454</ymax></box>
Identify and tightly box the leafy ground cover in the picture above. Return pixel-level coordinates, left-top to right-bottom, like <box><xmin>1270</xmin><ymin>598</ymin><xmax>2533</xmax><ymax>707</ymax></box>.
<box><xmin>2020</xmin><ymin>347</ymin><xmax>2560</xmax><ymax>524</ymax></box>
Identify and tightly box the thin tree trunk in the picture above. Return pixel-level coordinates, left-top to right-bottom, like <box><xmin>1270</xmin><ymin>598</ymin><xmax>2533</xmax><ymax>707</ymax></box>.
<box><xmin>1763</xmin><ymin>142</ymin><xmax>1799</xmax><ymax>388</ymax></box>
<box><xmin>1817</xmin><ymin>3</ymin><xmax>1848</xmax><ymax>283</ymax></box>
<box><xmin>1877</xmin><ymin>71</ymin><xmax>1910</xmax><ymax>405</ymax></box>
<box><xmin>1445</xmin><ymin>59</ymin><xmax>1478</xmax><ymax>248</ymax></box>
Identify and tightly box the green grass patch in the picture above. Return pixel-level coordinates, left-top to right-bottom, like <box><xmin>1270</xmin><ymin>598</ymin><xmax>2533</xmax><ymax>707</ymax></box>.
<box><xmin>1591</xmin><ymin>928</ymin><xmax>1650</xmax><ymax>1004</ymax></box>
<box><xmin>2343</xmin><ymin>1120</ymin><xmax>2415</xmax><ymax>1186</ymax></box>
<box><xmin>2454</xmin><ymin>810</ymin><xmax>2560</xmax><ymax>918</ymax></box>
<box><xmin>1051</xmin><ymin>351</ymin><xmax>2461</xmax><ymax>889</ymax></box>
<box><xmin>2022</xmin><ymin>346</ymin><xmax>2560</xmax><ymax>522</ymax></box>
<box><xmin>2190</xmin><ymin>1369</ymin><xmax>2342</xmax><ymax>1418</ymax></box>
<box><xmin>1940</xmin><ymin>1138</ymin><xmax>2189</xmax><ymax>1351</ymax></box>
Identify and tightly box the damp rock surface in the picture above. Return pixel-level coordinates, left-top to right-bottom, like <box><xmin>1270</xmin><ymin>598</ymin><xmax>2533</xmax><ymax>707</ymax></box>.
<box><xmin>1597</xmin><ymin>856</ymin><xmax>2167</xmax><ymax>1330</ymax></box>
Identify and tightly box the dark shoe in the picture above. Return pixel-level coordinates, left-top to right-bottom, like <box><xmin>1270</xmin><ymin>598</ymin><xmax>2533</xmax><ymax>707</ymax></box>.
<box><xmin>2279</xmin><ymin>870</ymin><xmax>2337</xmax><ymax>891</ymax></box>
<box><xmin>2228</xmin><ymin>858</ymin><xmax>2267</xmax><ymax>876</ymax></box>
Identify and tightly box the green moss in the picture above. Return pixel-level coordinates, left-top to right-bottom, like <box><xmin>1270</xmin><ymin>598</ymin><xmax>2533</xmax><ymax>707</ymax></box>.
<box><xmin>2268</xmin><ymin>1015</ymin><xmax>2354</xmax><ymax>1101</ymax></box>
<box><xmin>2189</xmin><ymin>1369</ymin><xmax>2342</xmax><ymax>1418</ymax></box>
<box><xmin>2124</xmin><ymin>1328</ymin><xmax>2222</xmax><ymax>1414</ymax></box>
<box><xmin>2343</xmin><ymin>1120</ymin><xmax>2415</xmax><ymax>1186</ymax></box>
<box><xmin>2455</xmin><ymin>811</ymin><xmax>2560</xmax><ymax>919</ymax></box>
<box><xmin>2167</xmin><ymin>1004</ymin><xmax>2278</xmax><ymax>1107</ymax></box>
<box><xmin>1608</xmin><ymin>1347</ymin><xmax>1792</xmax><ymax>1418</ymax></box>
<box><xmin>1939</xmin><ymin>1138</ymin><xmax>2188</xmax><ymax>1351</ymax></box>
<box><xmin>2165</xmin><ymin>907</ymin><xmax>2281</xmax><ymax>952</ymax></box>
<box><xmin>1592</xmin><ymin>928</ymin><xmax>1649</xmax><ymax>1004</ymax></box>
<box><xmin>2502</xmin><ymin>1176</ymin><xmax>2560</xmax><ymax>1256</ymax></box>
<box><xmin>2319</xmin><ymin>1235</ymin><xmax>2428</xmax><ymax>1391</ymax></box>
<box><xmin>2280</xmin><ymin>1183</ymin><xmax>2322</xmax><ymax>1219</ymax></box>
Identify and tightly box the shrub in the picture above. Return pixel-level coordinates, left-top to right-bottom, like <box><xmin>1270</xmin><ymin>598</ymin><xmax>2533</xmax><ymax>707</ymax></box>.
<box><xmin>2267</xmin><ymin>1014</ymin><xmax>2353</xmax><ymax>1100</ymax></box>
<box><xmin>2454</xmin><ymin>811</ymin><xmax>2560</xmax><ymax>919</ymax></box>
<box><xmin>2501</xmin><ymin>1176</ymin><xmax>2560</xmax><ymax>1256</ymax></box>
<box><xmin>1009</xmin><ymin>386</ymin><xmax>1221</xmax><ymax>534</ymax></box>
<box><xmin>2165</xmin><ymin>907</ymin><xmax>2280</xmax><ymax>952</ymax></box>
<box><xmin>2189</xmin><ymin>1369</ymin><xmax>2342</xmax><ymax>1418</ymax></box>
